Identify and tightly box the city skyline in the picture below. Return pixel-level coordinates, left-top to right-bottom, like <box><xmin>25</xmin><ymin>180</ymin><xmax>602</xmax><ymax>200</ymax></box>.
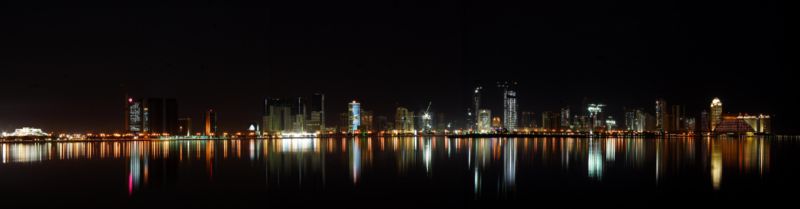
<box><xmin>1</xmin><ymin>1</ymin><xmax>789</xmax><ymax>133</ymax></box>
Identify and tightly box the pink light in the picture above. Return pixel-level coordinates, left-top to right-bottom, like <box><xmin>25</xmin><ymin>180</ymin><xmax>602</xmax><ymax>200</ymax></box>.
<box><xmin>128</xmin><ymin>174</ymin><xmax>133</xmax><ymax>195</ymax></box>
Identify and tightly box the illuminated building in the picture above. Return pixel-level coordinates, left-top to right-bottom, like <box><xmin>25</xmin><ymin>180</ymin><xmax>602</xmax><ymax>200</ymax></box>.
<box><xmin>498</xmin><ymin>82</ymin><xmax>518</xmax><ymax>131</ymax></box>
<box><xmin>737</xmin><ymin>113</ymin><xmax>771</xmax><ymax>134</ymax></box>
<box><xmin>126</xmin><ymin>98</ymin><xmax>143</xmax><ymax>132</ymax></box>
<box><xmin>491</xmin><ymin>116</ymin><xmax>502</xmax><ymax>129</ymax></box>
<box><xmin>587</xmin><ymin>103</ymin><xmax>605</xmax><ymax>130</ymax></box>
<box><xmin>465</xmin><ymin>108</ymin><xmax>474</xmax><ymax>130</ymax></box>
<box><xmin>395</xmin><ymin>107</ymin><xmax>415</xmax><ymax>132</ymax></box>
<box><xmin>710</xmin><ymin>98</ymin><xmax>723</xmax><ymax>131</ymax></box>
<box><xmin>560</xmin><ymin>107</ymin><xmax>571</xmax><ymax>130</ymax></box>
<box><xmin>125</xmin><ymin>97</ymin><xmax>178</xmax><ymax>134</ymax></box>
<box><xmin>473</xmin><ymin>86</ymin><xmax>482</xmax><ymax>129</ymax></box>
<box><xmin>178</xmin><ymin>118</ymin><xmax>191</xmax><ymax>136</ymax></box>
<box><xmin>348</xmin><ymin>101</ymin><xmax>361</xmax><ymax>133</ymax></box>
<box><xmin>204</xmin><ymin>109</ymin><xmax>218</xmax><ymax>136</ymax></box>
<box><xmin>605</xmin><ymin>116</ymin><xmax>617</xmax><ymax>130</ymax></box>
<box><xmin>1</xmin><ymin>127</ymin><xmax>49</xmax><ymax>137</ymax></box>
<box><xmin>263</xmin><ymin>98</ymin><xmax>292</xmax><ymax>133</ymax></box>
<box><xmin>573</xmin><ymin>115</ymin><xmax>589</xmax><ymax>132</ymax></box>
<box><xmin>520</xmin><ymin>111</ymin><xmax>536</xmax><ymax>129</ymax></box>
<box><xmin>671</xmin><ymin>105</ymin><xmax>685</xmax><ymax>132</ymax></box>
<box><xmin>701</xmin><ymin>110</ymin><xmax>710</xmax><ymax>132</ymax></box>
<box><xmin>625</xmin><ymin>109</ymin><xmax>646</xmax><ymax>132</ymax></box>
<box><xmin>307</xmin><ymin>93</ymin><xmax>325</xmax><ymax>132</ymax></box>
<box><xmin>541</xmin><ymin>111</ymin><xmax>560</xmax><ymax>130</ymax></box>
<box><xmin>360</xmin><ymin>110</ymin><xmax>374</xmax><ymax>132</ymax></box>
<box><xmin>292</xmin><ymin>97</ymin><xmax>306</xmax><ymax>133</ymax></box>
<box><xmin>478</xmin><ymin>109</ymin><xmax>492</xmax><ymax>133</ymax></box>
<box><xmin>655</xmin><ymin>99</ymin><xmax>668</xmax><ymax>132</ymax></box>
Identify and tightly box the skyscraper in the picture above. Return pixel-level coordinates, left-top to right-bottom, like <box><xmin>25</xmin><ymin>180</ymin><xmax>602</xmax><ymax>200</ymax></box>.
<box><xmin>710</xmin><ymin>98</ymin><xmax>723</xmax><ymax>131</ymax></box>
<box><xmin>204</xmin><ymin>109</ymin><xmax>217</xmax><ymax>136</ymax></box>
<box><xmin>477</xmin><ymin>109</ymin><xmax>491</xmax><ymax>133</ymax></box>
<box><xmin>587</xmin><ymin>103</ymin><xmax>605</xmax><ymax>130</ymax></box>
<box><xmin>520</xmin><ymin>111</ymin><xmax>536</xmax><ymax>129</ymax></box>
<box><xmin>541</xmin><ymin>111</ymin><xmax>560</xmax><ymax>130</ymax></box>
<box><xmin>700</xmin><ymin>110</ymin><xmax>710</xmax><ymax>132</ymax></box>
<box><xmin>473</xmin><ymin>86</ymin><xmax>482</xmax><ymax>129</ymax></box>
<box><xmin>125</xmin><ymin>97</ymin><xmax>178</xmax><ymax>134</ymax></box>
<box><xmin>395</xmin><ymin>107</ymin><xmax>415</xmax><ymax>132</ymax></box>
<box><xmin>655</xmin><ymin>99</ymin><xmax>668</xmax><ymax>132</ymax></box>
<box><xmin>498</xmin><ymin>81</ymin><xmax>518</xmax><ymax>131</ymax></box>
<box><xmin>263</xmin><ymin>98</ymin><xmax>293</xmax><ymax>133</ymax></box>
<box><xmin>348</xmin><ymin>101</ymin><xmax>361</xmax><ymax>133</ymax></box>
<box><xmin>308</xmin><ymin>93</ymin><xmax>325</xmax><ymax>132</ymax></box>
<box><xmin>560</xmin><ymin>107</ymin><xmax>571</xmax><ymax>130</ymax></box>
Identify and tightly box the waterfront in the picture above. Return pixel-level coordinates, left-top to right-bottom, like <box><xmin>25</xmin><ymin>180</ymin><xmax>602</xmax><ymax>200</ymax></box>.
<box><xmin>1</xmin><ymin>137</ymin><xmax>798</xmax><ymax>208</ymax></box>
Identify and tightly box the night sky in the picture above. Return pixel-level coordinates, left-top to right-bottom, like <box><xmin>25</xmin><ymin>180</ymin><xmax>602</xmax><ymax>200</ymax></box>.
<box><xmin>1</xmin><ymin>1</ymin><xmax>790</xmax><ymax>133</ymax></box>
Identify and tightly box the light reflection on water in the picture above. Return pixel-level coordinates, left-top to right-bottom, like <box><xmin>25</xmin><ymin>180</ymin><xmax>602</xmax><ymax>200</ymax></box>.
<box><xmin>0</xmin><ymin>137</ymin><xmax>774</xmax><ymax>196</ymax></box>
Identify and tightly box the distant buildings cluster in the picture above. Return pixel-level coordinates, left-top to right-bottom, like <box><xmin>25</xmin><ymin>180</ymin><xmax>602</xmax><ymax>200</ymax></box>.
<box><xmin>118</xmin><ymin>83</ymin><xmax>773</xmax><ymax>137</ymax></box>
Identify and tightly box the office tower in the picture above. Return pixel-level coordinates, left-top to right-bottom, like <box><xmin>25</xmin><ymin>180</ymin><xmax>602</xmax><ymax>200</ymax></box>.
<box><xmin>292</xmin><ymin>97</ymin><xmax>306</xmax><ymax>132</ymax></box>
<box><xmin>498</xmin><ymin>81</ymin><xmax>518</xmax><ymax>131</ymax></box>
<box><xmin>625</xmin><ymin>111</ymin><xmax>635</xmax><ymax>131</ymax></box>
<box><xmin>700</xmin><ymin>110</ymin><xmax>710</xmax><ymax>132</ymax></box>
<box><xmin>204</xmin><ymin>109</ymin><xmax>217</xmax><ymax>136</ymax></box>
<box><xmin>348</xmin><ymin>101</ymin><xmax>361</xmax><ymax>133</ymax></box>
<box><xmin>125</xmin><ymin>97</ymin><xmax>178</xmax><ymax>134</ymax></box>
<box><xmin>520</xmin><ymin>111</ymin><xmax>536</xmax><ymax>129</ymax></box>
<box><xmin>560</xmin><ymin>107</ymin><xmax>571</xmax><ymax>130</ymax></box>
<box><xmin>605</xmin><ymin>116</ymin><xmax>617</xmax><ymax>130</ymax></box>
<box><xmin>541</xmin><ymin>111</ymin><xmax>560</xmax><ymax>130</ymax></box>
<box><xmin>395</xmin><ymin>107</ymin><xmax>415</xmax><ymax>132</ymax></box>
<box><xmin>473</xmin><ymin>86</ymin><xmax>482</xmax><ymax>129</ymax></box>
<box><xmin>178</xmin><ymin>118</ymin><xmax>191</xmax><ymax>136</ymax></box>
<box><xmin>671</xmin><ymin>105</ymin><xmax>685</xmax><ymax>132</ymax></box>
<box><xmin>710</xmin><ymin>98</ymin><xmax>723</xmax><ymax>131</ymax></box>
<box><xmin>360</xmin><ymin>110</ymin><xmax>374</xmax><ymax>132</ymax></box>
<box><xmin>684</xmin><ymin>117</ymin><xmax>696</xmax><ymax>133</ymax></box>
<box><xmin>308</xmin><ymin>93</ymin><xmax>325</xmax><ymax>132</ymax></box>
<box><xmin>655</xmin><ymin>99</ymin><xmax>668</xmax><ymax>132</ymax></box>
<box><xmin>587</xmin><ymin>104</ymin><xmax>605</xmax><ymax>130</ymax></box>
<box><xmin>478</xmin><ymin>109</ymin><xmax>492</xmax><ymax>133</ymax></box>
<box><xmin>263</xmin><ymin>98</ymin><xmax>293</xmax><ymax>133</ymax></box>
<box><xmin>126</xmin><ymin>98</ymin><xmax>144</xmax><ymax>133</ymax></box>
<box><xmin>573</xmin><ymin>115</ymin><xmax>589</xmax><ymax>132</ymax></box>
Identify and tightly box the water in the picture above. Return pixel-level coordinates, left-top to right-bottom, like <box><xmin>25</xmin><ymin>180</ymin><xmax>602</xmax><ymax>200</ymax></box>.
<box><xmin>1</xmin><ymin>137</ymin><xmax>798</xmax><ymax>208</ymax></box>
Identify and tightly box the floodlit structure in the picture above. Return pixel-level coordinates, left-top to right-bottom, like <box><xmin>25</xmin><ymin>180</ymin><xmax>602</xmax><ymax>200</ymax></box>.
<box><xmin>395</xmin><ymin>107</ymin><xmax>415</xmax><ymax>133</ymax></box>
<box><xmin>205</xmin><ymin>109</ymin><xmax>218</xmax><ymax>136</ymax></box>
<box><xmin>710</xmin><ymin>98</ymin><xmax>723</xmax><ymax>131</ymax></box>
<box><xmin>498</xmin><ymin>81</ymin><xmax>518</xmax><ymax>131</ymax></box>
<box><xmin>473</xmin><ymin>86</ymin><xmax>482</xmax><ymax>129</ymax></box>
<box><xmin>477</xmin><ymin>109</ymin><xmax>492</xmax><ymax>133</ymax></box>
<box><xmin>348</xmin><ymin>101</ymin><xmax>361</xmax><ymax>133</ymax></box>
<box><xmin>655</xmin><ymin>99</ymin><xmax>668</xmax><ymax>132</ymax></box>
<box><xmin>2</xmin><ymin>127</ymin><xmax>49</xmax><ymax>137</ymax></box>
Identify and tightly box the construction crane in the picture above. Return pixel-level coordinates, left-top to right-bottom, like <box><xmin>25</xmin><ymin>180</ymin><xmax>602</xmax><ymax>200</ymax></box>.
<box><xmin>422</xmin><ymin>101</ymin><xmax>433</xmax><ymax>133</ymax></box>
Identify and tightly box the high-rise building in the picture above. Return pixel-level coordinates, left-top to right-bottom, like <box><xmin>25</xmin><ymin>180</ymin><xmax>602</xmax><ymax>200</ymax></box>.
<box><xmin>655</xmin><ymin>99</ymin><xmax>668</xmax><ymax>132</ymax></box>
<box><xmin>204</xmin><ymin>109</ymin><xmax>217</xmax><ymax>136</ymax></box>
<box><xmin>560</xmin><ymin>107</ymin><xmax>571</xmax><ymax>130</ymax></box>
<box><xmin>541</xmin><ymin>112</ymin><xmax>560</xmax><ymax>130</ymax></box>
<box><xmin>292</xmin><ymin>97</ymin><xmax>307</xmax><ymax>133</ymax></box>
<box><xmin>126</xmin><ymin>98</ymin><xmax>144</xmax><ymax>133</ymax></box>
<box><xmin>308</xmin><ymin>93</ymin><xmax>325</xmax><ymax>131</ymax></box>
<box><xmin>473</xmin><ymin>86</ymin><xmax>482</xmax><ymax>130</ymax></box>
<box><xmin>498</xmin><ymin>81</ymin><xmax>518</xmax><ymax>131</ymax></box>
<box><xmin>700</xmin><ymin>110</ymin><xmax>710</xmax><ymax>132</ymax></box>
<box><xmin>477</xmin><ymin>109</ymin><xmax>492</xmax><ymax>133</ymax></box>
<box><xmin>360</xmin><ymin>110</ymin><xmax>374</xmax><ymax>132</ymax></box>
<box><xmin>125</xmin><ymin>97</ymin><xmax>178</xmax><ymax>134</ymax></box>
<box><xmin>520</xmin><ymin>111</ymin><xmax>536</xmax><ymax>129</ymax></box>
<box><xmin>671</xmin><ymin>105</ymin><xmax>685</xmax><ymax>132</ymax></box>
<box><xmin>263</xmin><ymin>98</ymin><xmax>293</xmax><ymax>133</ymax></box>
<box><xmin>178</xmin><ymin>118</ymin><xmax>191</xmax><ymax>136</ymax></box>
<box><xmin>348</xmin><ymin>101</ymin><xmax>361</xmax><ymax>133</ymax></box>
<box><xmin>436</xmin><ymin>113</ymin><xmax>447</xmax><ymax>131</ymax></box>
<box><xmin>395</xmin><ymin>107</ymin><xmax>415</xmax><ymax>132</ymax></box>
<box><xmin>710</xmin><ymin>98</ymin><xmax>723</xmax><ymax>131</ymax></box>
<box><xmin>605</xmin><ymin>116</ymin><xmax>617</xmax><ymax>130</ymax></box>
<box><xmin>587</xmin><ymin>104</ymin><xmax>605</xmax><ymax>130</ymax></box>
<box><xmin>465</xmin><ymin>108</ymin><xmax>474</xmax><ymax>130</ymax></box>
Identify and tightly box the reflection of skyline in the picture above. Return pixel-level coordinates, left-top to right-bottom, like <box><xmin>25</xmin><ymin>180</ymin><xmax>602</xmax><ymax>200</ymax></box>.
<box><xmin>0</xmin><ymin>137</ymin><xmax>772</xmax><ymax>195</ymax></box>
